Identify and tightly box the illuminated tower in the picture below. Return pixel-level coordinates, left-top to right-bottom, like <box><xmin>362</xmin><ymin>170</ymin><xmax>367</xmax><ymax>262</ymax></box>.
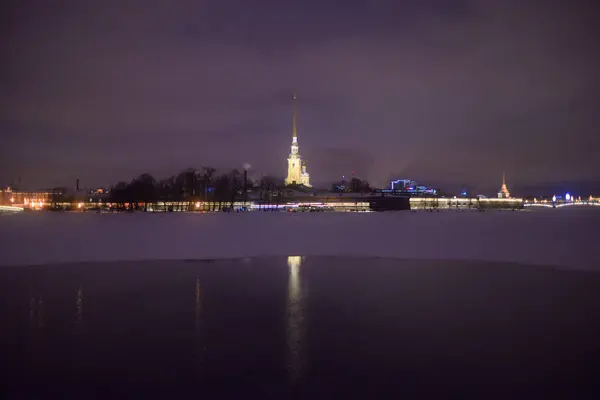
<box><xmin>498</xmin><ymin>172</ymin><xmax>510</xmax><ymax>198</ymax></box>
<box><xmin>285</xmin><ymin>93</ymin><xmax>311</xmax><ymax>187</ymax></box>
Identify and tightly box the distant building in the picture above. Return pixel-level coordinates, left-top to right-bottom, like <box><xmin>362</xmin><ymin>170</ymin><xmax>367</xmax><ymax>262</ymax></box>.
<box><xmin>498</xmin><ymin>172</ymin><xmax>511</xmax><ymax>198</ymax></box>
<box><xmin>0</xmin><ymin>186</ymin><xmax>52</xmax><ymax>207</ymax></box>
<box><xmin>0</xmin><ymin>187</ymin><xmax>11</xmax><ymax>205</ymax></box>
<box><xmin>285</xmin><ymin>93</ymin><xmax>311</xmax><ymax>187</ymax></box>
<box><xmin>390</xmin><ymin>179</ymin><xmax>417</xmax><ymax>190</ymax></box>
<box><xmin>82</xmin><ymin>188</ymin><xmax>109</xmax><ymax>203</ymax></box>
<box><xmin>382</xmin><ymin>179</ymin><xmax>436</xmax><ymax>196</ymax></box>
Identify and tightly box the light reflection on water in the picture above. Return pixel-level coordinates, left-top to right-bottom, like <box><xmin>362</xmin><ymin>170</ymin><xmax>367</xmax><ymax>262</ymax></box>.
<box><xmin>286</xmin><ymin>256</ymin><xmax>305</xmax><ymax>383</ymax></box>
<box><xmin>2</xmin><ymin>257</ymin><xmax>600</xmax><ymax>398</ymax></box>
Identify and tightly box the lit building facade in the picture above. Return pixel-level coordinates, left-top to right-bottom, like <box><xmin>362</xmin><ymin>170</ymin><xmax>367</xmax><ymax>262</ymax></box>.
<box><xmin>285</xmin><ymin>93</ymin><xmax>311</xmax><ymax>187</ymax></box>
<box><xmin>0</xmin><ymin>187</ymin><xmax>52</xmax><ymax>207</ymax></box>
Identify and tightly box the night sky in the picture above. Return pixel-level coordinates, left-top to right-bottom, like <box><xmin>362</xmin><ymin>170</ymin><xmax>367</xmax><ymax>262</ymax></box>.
<box><xmin>1</xmin><ymin>0</ymin><xmax>598</xmax><ymax>193</ymax></box>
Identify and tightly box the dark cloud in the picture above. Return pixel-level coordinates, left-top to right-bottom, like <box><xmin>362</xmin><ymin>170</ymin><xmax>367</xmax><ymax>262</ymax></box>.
<box><xmin>1</xmin><ymin>0</ymin><xmax>598</xmax><ymax>193</ymax></box>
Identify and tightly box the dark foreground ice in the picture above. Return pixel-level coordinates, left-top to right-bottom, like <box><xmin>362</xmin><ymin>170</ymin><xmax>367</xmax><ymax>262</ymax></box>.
<box><xmin>1</xmin><ymin>257</ymin><xmax>599</xmax><ymax>399</ymax></box>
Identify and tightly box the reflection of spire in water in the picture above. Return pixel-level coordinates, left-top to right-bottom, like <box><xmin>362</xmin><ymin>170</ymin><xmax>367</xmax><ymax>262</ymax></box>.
<box><xmin>286</xmin><ymin>256</ymin><xmax>305</xmax><ymax>383</ymax></box>
<box><xmin>288</xmin><ymin>256</ymin><xmax>302</xmax><ymax>270</ymax></box>
<box><xmin>76</xmin><ymin>287</ymin><xmax>83</xmax><ymax>324</ymax></box>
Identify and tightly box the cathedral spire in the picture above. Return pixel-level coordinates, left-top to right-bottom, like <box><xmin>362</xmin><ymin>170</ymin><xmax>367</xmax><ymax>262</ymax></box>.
<box><xmin>285</xmin><ymin>92</ymin><xmax>310</xmax><ymax>187</ymax></box>
<box><xmin>498</xmin><ymin>171</ymin><xmax>510</xmax><ymax>198</ymax></box>
<box><xmin>292</xmin><ymin>92</ymin><xmax>297</xmax><ymax>140</ymax></box>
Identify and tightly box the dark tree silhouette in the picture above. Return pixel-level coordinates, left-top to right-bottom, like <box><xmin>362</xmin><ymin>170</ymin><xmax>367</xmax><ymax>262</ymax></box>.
<box><xmin>127</xmin><ymin>174</ymin><xmax>158</xmax><ymax>211</ymax></box>
<box><xmin>228</xmin><ymin>169</ymin><xmax>243</xmax><ymax>209</ymax></box>
<box><xmin>106</xmin><ymin>165</ymin><xmax>249</xmax><ymax>212</ymax></box>
<box><xmin>109</xmin><ymin>181</ymin><xmax>131</xmax><ymax>210</ymax></box>
<box><xmin>258</xmin><ymin>176</ymin><xmax>284</xmax><ymax>209</ymax></box>
<box><xmin>157</xmin><ymin>177</ymin><xmax>175</xmax><ymax>211</ymax></box>
<box><xmin>203</xmin><ymin>167</ymin><xmax>216</xmax><ymax>211</ymax></box>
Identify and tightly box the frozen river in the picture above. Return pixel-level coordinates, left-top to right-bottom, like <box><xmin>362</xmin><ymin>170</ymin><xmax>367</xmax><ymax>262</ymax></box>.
<box><xmin>2</xmin><ymin>210</ymin><xmax>600</xmax><ymax>397</ymax></box>
<box><xmin>1</xmin><ymin>208</ymin><xmax>598</xmax><ymax>268</ymax></box>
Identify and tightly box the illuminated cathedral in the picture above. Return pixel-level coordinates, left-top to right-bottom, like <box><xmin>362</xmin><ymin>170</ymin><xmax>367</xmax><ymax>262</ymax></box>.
<box><xmin>498</xmin><ymin>172</ymin><xmax>510</xmax><ymax>198</ymax></box>
<box><xmin>285</xmin><ymin>93</ymin><xmax>311</xmax><ymax>187</ymax></box>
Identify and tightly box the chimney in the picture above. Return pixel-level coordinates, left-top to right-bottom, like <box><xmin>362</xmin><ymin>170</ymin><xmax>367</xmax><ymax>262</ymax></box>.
<box><xmin>76</xmin><ymin>179</ymin><xmax>80</xmax><ymax>191</ymax></box>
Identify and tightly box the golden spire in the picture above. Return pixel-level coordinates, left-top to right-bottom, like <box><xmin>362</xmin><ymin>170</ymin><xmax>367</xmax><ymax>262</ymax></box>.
<box><xmin>292</xmin><ymin>92</ymin><xmax>297</xmax><ymax>139</ymax></box>
<box><xmin>499</xmin><ymin>171</ymin><xmax>510</xmax><ymax>198</ymax></box>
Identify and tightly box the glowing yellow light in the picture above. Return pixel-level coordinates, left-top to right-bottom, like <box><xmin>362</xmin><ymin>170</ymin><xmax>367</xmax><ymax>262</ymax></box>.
<box><xmin>195</xmin><ymin>202</ymin><xmax>200</xmax><ymax>208</ymax></box>
<box><xmin>10</xmin><ymin>197</ymin><xmax>14</xmax><ymax>203</ymax></box>
<box><xmin>77</xmin><ymin>203</ymin><xmax>83</xmax><ymax>209</ymax></box>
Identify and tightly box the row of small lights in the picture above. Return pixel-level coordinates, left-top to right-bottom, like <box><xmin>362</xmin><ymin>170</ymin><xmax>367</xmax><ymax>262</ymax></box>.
<box><xmin>10</xmin><ymin>195</ymin><xmax>597</xmax><ymax>209</ymax></box>
<box><xmin>525</xmin><ymin>193</ymin><xmax>590</xmax><ymax>204</ymax></box>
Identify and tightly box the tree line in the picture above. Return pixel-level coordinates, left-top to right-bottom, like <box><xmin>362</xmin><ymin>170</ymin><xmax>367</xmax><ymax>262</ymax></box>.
<box><xmin>107</xmin><ymin>167</ymin><xmax>285</xmax><ymax>211</ymax></box>
<box><xmin>107</xmin><ymin>169</ymin><xmax>374</xmax><ymax>208</ymax></box>
<box><xmin>46</xmin><ymin>167</ymin><xmax>375</xmax><ymax>212</ymax></box>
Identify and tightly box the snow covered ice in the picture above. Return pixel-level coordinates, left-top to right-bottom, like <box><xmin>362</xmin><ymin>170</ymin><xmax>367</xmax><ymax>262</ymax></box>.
<box><xmin>0</xmin><ymin>209</ymin><xmax>598</xmax><ymax>268</ymax></box>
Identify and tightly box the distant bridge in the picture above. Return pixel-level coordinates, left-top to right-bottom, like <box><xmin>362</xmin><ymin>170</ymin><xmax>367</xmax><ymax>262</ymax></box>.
<box><xmin>524</xmin><ymin>201</ymin><xmax>599</xmax><ymax>209</ymax></box>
